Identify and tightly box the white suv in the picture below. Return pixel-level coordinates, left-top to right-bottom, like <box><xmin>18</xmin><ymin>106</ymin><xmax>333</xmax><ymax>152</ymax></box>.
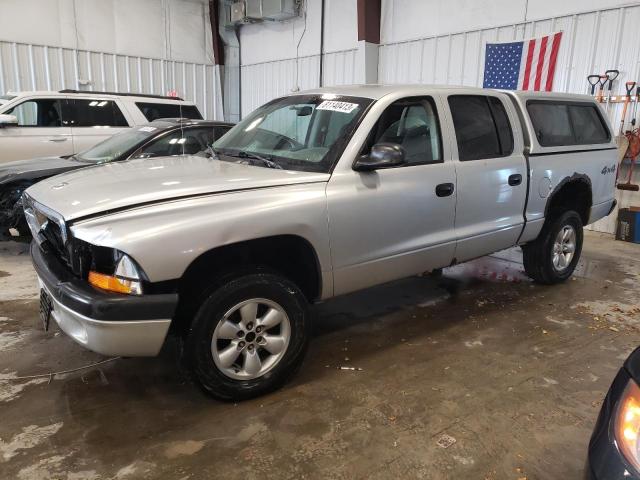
<box><xmin>0</xmin><ymin>90</ymin><xmax>202</xmax><ymax>164</ymax></box>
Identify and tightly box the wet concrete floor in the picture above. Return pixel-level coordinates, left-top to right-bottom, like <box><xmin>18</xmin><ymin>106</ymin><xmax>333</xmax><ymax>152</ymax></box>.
<box><xmin>0</xmin><ymin>232</ymin><xmax>639</xmax><ymax>479</ymax></box>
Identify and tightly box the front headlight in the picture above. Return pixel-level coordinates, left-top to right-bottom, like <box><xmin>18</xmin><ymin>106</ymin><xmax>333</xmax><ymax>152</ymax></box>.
<box><xmin>615</xmin><ymin>380</ymin><xmax>640</xmax><ymax>472</ymax></box>
<box><xmin>88</xmin><ymin>254</ymin><xmax>143</xmax><ymax>295</ymax></box>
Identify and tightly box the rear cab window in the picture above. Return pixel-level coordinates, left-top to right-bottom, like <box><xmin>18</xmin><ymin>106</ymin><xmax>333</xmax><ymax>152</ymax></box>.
<box><xmin>526</xmin><ymin>100</ymin><xmax>610</xmax><ymax>146</ymax></box>
<box><xmin>448</xmin><ymin>95</ymin><xmax>514</xmax><ymax>161</ymax></box>
<box><xmin>136</xmin><ymin>102</ymin><xmax>203</xmax><ymax>121</ymax></box>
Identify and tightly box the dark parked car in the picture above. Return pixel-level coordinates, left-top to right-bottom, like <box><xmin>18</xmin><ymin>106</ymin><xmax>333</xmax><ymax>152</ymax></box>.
<box><xmin>587</xmin><ymin>347</ymin><xmax>640</xmax><ymax>479</ymax></box>
<box><xmin>0</xmin><ymin>118</ymin><xmax>233</xmax><ymax>239</ymax></box>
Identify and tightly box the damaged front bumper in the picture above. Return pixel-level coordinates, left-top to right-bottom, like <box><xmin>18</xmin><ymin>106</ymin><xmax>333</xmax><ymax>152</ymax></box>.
<box><xmin>31</xmin><ymin>242</ymin><xmax>177</xmax><ymax>357</ymax></box>
<box><xmin>0</xmin><ymin>184</ymin><xmax>28</xmax><ymax>237</ymax></box>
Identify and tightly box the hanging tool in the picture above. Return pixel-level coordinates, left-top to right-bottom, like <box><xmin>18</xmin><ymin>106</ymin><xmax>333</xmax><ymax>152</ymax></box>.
<box><xmin>614</xmin><ymin>81</ymin><xmax>634</xmax><ymax>169</ymax></box>
<box><xmin>617</xmin><ymin>129</ymin><xmax>640</xmax><ymax>191</ymax></box>
<box><xmin>632</xmin><ymin>85</ymin><xmax>640</xmax><ymax>128</ymax></box>
<box><xmin>619</xmin><ymin>81</ymin><xmax>636</xmax><ymax>135</ymax></box>
<box><xmin>596</xmin><ymin>75</ymin><xmax>607</xmax><ymax>104</ymax></box>
<box><xmin>587</xmin><ymin>75</ymin><xmax>601</xmax><ymax>95</ymax></box>
<box><xmin>605</xmin><ymin>69</ymin><xmax>620</xmax><ymax>114</ymax></box>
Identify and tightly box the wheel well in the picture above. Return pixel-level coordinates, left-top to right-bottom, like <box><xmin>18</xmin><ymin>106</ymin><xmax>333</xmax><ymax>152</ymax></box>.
<box><xmin>546</xmin><ymin>178</ymin><xmax>592</xmax><ymax>225</ymax></box>
<box><xmin>173</xmin><ymin>235</ymin><xmax>321</xmax><ymax>331</ymax></box>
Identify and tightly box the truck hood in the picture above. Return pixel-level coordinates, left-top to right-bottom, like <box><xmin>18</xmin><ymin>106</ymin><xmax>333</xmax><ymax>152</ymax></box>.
<box><xmin>0</xmin><ymin>156</ymin><xmax>83</xmax><ymax>184</ymax></box>
<box><xmin>25</xmin><ymin>155</ymin><xmax>330</xmax><ymax>221</ymax></box>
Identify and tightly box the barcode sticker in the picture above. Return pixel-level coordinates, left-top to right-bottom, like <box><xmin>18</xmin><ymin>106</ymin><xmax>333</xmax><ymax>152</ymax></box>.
<box><xmin>316</xmin><ymin>101</ymin><xmax>359</xmax><ymax>114</ymax></box>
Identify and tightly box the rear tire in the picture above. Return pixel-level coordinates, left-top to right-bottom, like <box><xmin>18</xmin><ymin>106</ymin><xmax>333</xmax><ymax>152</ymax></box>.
<box><xmin>185</xmin><ymin>270</ymin><xmax>309</xmax><ymax>401</ymax></box>
<box><xmin>522</xmin><ymin>210</ymin><xmax>583</xmax><ymax>284</ymax></box>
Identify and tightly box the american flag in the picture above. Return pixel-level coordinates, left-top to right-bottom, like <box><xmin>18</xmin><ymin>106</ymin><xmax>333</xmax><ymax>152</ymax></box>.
<box><xmin>483</xmin><ymin>32</ymin><xmax>563</xmax><ymax>91</ymax></box>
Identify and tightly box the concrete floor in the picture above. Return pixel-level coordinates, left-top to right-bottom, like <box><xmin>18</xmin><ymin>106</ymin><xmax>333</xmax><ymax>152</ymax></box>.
<box><xmin>0</xmin><ymin>232</ymin><xmax>639</xmax><ymax>480</ymax></box>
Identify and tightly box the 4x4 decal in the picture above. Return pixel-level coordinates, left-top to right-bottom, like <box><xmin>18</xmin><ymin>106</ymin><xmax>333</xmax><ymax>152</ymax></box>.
<box><xmin>601</xmin><ymin>164</ymin><xmax>616</xmax><ymax>175</ymax></box>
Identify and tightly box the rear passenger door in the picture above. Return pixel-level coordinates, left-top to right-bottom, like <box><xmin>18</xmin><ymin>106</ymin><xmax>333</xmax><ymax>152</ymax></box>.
<box><xmin>447</xmin><ymin>94</ymin><xmax>527</xmax><ymax>262</ymax></box>
<box><xmin>68</xmin><ymin>98</ymin><xmax>131</xmax><ymax>153</ymax></box>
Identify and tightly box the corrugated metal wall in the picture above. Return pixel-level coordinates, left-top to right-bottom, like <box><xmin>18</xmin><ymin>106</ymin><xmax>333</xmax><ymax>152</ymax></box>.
<box><xmin>0</xmin><ymin>40</ymin><xmax>223</xmax><ymax>121</ymax></box>
<box><xmin>240</xmin><ymin>49</ymin><xmax>357</xmax><ymax>116</ymax></box>
<box><xmin>379</xmin><ymin>4</ymin><xmax>640</xmax><ymax>234</ymax></box>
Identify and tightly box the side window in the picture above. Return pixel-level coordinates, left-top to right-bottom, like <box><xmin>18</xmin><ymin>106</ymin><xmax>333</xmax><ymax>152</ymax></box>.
<box><xmin>6</xmin><ymin>99</ymin><xmax>66</xmax><ymax>127</ymax></box>
<box><xmin>214</xmin><ymin>126</ymin><xmax>231</xmax><ymax>140</ymax></box>
<box><xmin>569</xmin><ymin>105</ymin><xmax>610</xmax><ymax>144</ymax></box>
<box><xmin>135</xmin><ymin>102</ymin><xmax>203</xmax><ymax>121</ymax></box>
<box><xmin>527</xmin><ymin>103</ymin><xmax>574</xmax><ymax>146</ymax></box>
<box><xmin>188</xmin><ymin>127</ymin><xmax>216</xmax><ymax>151</ymax></box>
<box><xmin>362</xmin><ymin>96</ymin><xmax>442</xmax><ymax>165</ymax></box>
<box><xmin>70</xmin><ymin>99</ymin><xmax>128</xmax><ymax>127</ymax></box>
<box><xmin>448</xmin><ymin>95</ymin><xmax>510</xmax><ymax>161</ymax></box>
<box><xmin>137</xmin><ymin>129</ymin><xmax>209</xmax><ymax>158</ymax></box>
<box><xmin>489</xmin><ymin>97</ymin><xmax>514</xmax><ymax>155</ymax></box>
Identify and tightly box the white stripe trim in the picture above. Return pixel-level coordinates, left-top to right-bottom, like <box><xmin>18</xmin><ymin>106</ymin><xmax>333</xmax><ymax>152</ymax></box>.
<box><xmin>517</xmin><ymin>41</ymin><xmax>530</xmax><ymax>89</ymax></box>
<box><xmin>527</xmin><ymin>39</ymin><xmax>541</xmax><ymax>91</ymax></box>
<box><xmin>540</xmin><ymin>35</ymin><xmax>554</xmax><ymax>91</ymax></box>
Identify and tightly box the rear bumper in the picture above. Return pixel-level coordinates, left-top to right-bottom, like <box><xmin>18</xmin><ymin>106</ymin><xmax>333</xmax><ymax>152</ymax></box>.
<box><xmin>588</xmin><ymin>198</ymin><xmax>617</xmax><ymax>224</ymax></box>
<box><xmin>32</xmin><ymin>242</ymin><xmax>177</xmax><ymax>357</ymax></box>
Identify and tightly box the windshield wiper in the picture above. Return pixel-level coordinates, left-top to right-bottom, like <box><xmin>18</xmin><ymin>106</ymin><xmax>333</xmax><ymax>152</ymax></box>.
<box><xmin>68</xmin><ymin>154</ymin><xmax>89</xmax><ymax>163</ymax></box>
<box><xmin>224</xmin><ymin>150</ymin><xmax>282</xmax><ymax>169</ymax></box>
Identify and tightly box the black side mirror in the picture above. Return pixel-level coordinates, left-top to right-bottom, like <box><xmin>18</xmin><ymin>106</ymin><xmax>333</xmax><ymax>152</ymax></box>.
<box><xmin>353</xmin><ymin>143</ymin><xmax>407</xmax><ymax>172</ymax></box>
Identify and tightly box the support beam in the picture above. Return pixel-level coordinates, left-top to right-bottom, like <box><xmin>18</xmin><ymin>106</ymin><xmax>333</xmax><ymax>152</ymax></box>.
<box><xmin>208</xmin><ymin>0</ymin><xmax>225</xmax><ymax>66</ymax></box>
<box><xmin>356</xmin><ymin>0</ymin><xmax>381</xmax><ymax>84</ymax></box>
<box><xmin>357</xmin><ymin>0</ymin><xmax>381</xmax><ymax>44</ymax></box>
<box><xmin>210</xmin><ymin>0</ymin><xmax>241</xmax><ymax>123</ymax></box>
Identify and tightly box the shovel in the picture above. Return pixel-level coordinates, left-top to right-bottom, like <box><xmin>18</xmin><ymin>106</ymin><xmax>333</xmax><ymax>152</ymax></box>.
<box><xmin>615</xmin><ymin>82</ymin><xmax>635</xmax><ymax>166</ymax></box>
<box><xmin>617</xmin><ymin>82</ymin><xmax>640</xmax><ymax>191</ymax></box>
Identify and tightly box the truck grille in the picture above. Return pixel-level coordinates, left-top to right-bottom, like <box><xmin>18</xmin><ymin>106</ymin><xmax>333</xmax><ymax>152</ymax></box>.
<box><xmin>41</xmin><ymin>221</ymin><xmax>70</xmax><ymax>267</ymax></box>
<box><xmin>22</xmin><ymin>193</ymin><xmax>77</xmax><ymax>273</ymax></box>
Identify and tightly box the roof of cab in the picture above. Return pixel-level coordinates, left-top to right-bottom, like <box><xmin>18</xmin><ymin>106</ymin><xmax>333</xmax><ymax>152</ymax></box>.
<box><xmin>297</xmin><ymin>84</ymin><xmax>471</xmax><ymax>100</ymax></box>
<box><xmin>296</xmin><ymin>84</ymin><xmax>596</xmax><ymax>103</ymax></box>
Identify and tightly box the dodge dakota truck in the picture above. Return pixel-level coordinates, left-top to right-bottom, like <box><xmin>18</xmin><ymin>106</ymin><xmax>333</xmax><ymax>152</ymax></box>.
<box><xmin>23</xmin><ymin>85</ymin><xmax>617</xmax><ymax>400</ymax></box>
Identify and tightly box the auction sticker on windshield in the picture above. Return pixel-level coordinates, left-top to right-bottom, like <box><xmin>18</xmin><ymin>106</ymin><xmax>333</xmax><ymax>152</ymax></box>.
<box><xmin>316</xmin><ymin>101</ymin><xmax>359</xmax><ymax>114</ymax></box>
<box><xmin>138</xmin><ymin>126</ymin><xmax>157</xmax><ymax>132</ymax></box>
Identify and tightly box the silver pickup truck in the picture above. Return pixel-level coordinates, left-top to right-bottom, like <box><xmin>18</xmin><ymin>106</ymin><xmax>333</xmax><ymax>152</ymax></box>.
<box><xmin>23</xmin><ymin>85</ymin><xmax>617</xmax><ymax>400</ymax></box>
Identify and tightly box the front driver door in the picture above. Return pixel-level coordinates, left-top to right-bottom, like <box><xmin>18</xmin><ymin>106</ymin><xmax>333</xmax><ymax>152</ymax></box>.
<box><xmin>327</xmin><ymin>95</ymin><xmax>457</xmax><ymax>296</ymax></box>
<box><xmin>0</xmin><ymin>97</ymin><xmax>73</xmax><ymax>163</ymax></box>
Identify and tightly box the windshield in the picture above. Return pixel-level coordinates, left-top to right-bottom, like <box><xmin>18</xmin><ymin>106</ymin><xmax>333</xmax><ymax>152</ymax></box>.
<box><xmin>75</xmin><ymin>126</ymin><xmax>161</xmax><ymax>163</ymax></box>
<box><xmin>213</xmin><ymin>94</ymin><xmax>373</xmax><ymax>173</ymax></box>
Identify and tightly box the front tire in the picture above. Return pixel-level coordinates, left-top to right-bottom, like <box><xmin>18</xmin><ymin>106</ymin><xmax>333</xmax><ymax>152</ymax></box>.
<box><xmin>522</xmin><ymin>210</ymin><xmax>583</xmax><ymax>284</ymax></box>
<box><xmin>185</xmin><ymin>271</ymin><xmax>309</xmax><ymax>401</ymax></box>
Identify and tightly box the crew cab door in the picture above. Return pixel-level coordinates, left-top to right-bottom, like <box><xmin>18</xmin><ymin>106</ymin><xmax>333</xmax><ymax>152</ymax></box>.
<box><xmin>327</xmin><ymin>95</ymin><xmax>457</xmax><ymax>296</ymax></box>
<box><xmin>0</xmin><ymin>97</ymin><xmax>73</xmax><ymax>163</ymax></box>
<box><xmin>444</xmin><ymin>94</ymin><xmax>527</xmax><ymax>262</ymax></box>
<box><xmin>67</xmin><ymin>98</ymin><xmax>131</xmax><ymax>154</ymax></box>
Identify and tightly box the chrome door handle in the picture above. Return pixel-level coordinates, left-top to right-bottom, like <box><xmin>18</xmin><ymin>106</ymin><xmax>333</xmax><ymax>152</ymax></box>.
<box><xmin>48</xmin><ymin>137</ymin><xmax>68</xmax><ymax>142</ymax></box>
